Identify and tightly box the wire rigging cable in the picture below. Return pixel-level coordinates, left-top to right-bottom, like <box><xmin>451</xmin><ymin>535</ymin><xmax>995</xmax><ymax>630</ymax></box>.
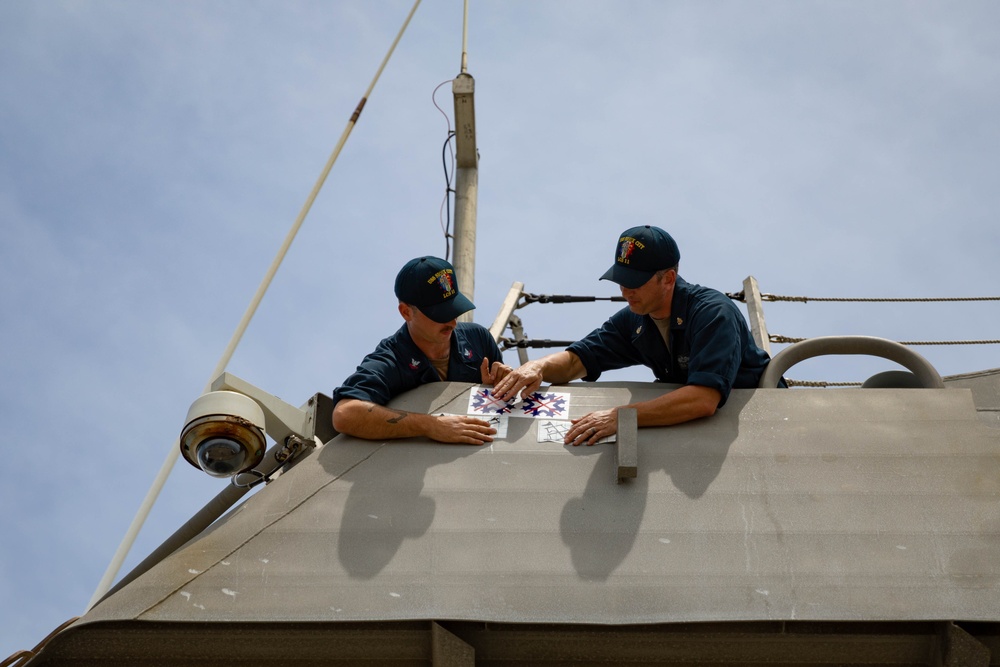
<box><xmin>765</xmin><ymin>294</ymin><xmax>1000</xmax><ymax>303</ymax></box>
<box><xmin>729</xmin><ymin>292</ymin><xmax>1000</xmax><ymax>304</ymax></box>
<box><xmin>88</xmin><ymin>0</ymin><xmax>424</xmax><ymax>612</ymax></box>
<box><xmin>505</xmin><ymin>287</ymin><xmax>1000</xmax><ymax>356</ymax></box>
<box><xmin>521</xmin><ymin>291</ymin><xmax>1000</xmax><ymax>306</ymax></box>
<box><xmin>771</xmin><ymin>335</ymin><xmax>1000</xmax><ymax>346</ymax></box>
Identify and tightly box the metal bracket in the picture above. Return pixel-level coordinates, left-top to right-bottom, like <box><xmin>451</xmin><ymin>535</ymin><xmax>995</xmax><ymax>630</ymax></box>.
<box><xmin>616</xmin><ymin>408</ymin><xmax>638</xmax><ymax>483</ymax></box>
<box><xmin>743</xmin><ymin>275</ymin><xmax>772</xmax><ymax>355</ymax></box>
<box><xmin>431</xmin><ymin>621</ymin><xmax>475</xmax><ymax>666</ymax></box>
<box><xmin>934</xmin><ymin>621</ymin><xmax>990</xmax><ymax>666</ymax></box>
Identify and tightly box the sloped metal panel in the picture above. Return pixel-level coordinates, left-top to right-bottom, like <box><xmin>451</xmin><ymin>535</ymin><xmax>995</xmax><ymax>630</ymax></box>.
<box><xmin>85</xmin><ymin>382</ymin><xmax>1000</xmax><ymax>628</ymax></box>
<box><xmin>946</xmin><ymin>368</ymin><xmax>1000</xmax><ymax>429</ymax></box>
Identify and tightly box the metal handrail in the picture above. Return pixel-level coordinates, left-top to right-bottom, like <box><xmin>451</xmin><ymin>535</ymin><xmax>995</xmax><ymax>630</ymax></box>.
<box><xmin>758</xmin><ymin>336</ymin><xmax>945</xmax><ymax>389</ymax></box>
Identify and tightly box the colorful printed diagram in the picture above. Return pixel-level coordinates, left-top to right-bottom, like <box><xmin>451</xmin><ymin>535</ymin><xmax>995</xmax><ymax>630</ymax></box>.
<box><xmin>467</xmin><ymin>386</ymin><xmax>571</xmax><ymax>420</ymax></box>
<box><xmin>468</xmin><ymin>387</ymin><xmax>516</xmax><ymax>415</ymax></box>
<box><xmin>519</xmin><ymin>392</ymin><xmax>568</xmax><ymax>418</ymax></box>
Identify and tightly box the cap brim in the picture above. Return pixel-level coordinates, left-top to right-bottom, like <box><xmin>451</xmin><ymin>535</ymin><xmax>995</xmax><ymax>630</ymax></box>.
<box><xmin>418</xmin><ymin>292</ymin><xmax>476</xmax><ymax>323</ymax></box>
<box><xmin>600</xmin><ymin>264</ymin><xmax>654</xmax><ymax>290</ymax></box>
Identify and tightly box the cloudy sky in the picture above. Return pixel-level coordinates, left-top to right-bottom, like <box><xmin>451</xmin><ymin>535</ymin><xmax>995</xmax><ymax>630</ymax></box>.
<box><xmin>2</xmin><ymin>0</ymin><xmax>998</xmax><ymax>657</ymax></box>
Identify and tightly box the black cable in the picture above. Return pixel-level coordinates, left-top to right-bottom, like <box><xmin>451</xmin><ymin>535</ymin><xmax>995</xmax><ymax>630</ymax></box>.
<box><xmin>499</xmin><ymin>338</ymin><xmax>577</xmax><ymax>351</ymax></box>
<box><xmin>441</xmin><ymin>131</ymin><xmax>456</xmax><ymax>261</ymax></box>
<box><xmin>521</xmin><ymin>293</ymin><xmax>627</xmax><ymax>305</ymax></box>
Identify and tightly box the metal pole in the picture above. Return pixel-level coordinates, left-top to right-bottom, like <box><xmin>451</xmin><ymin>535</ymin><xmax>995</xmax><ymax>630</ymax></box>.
<box><xmin>451</xmin><ymin>0</ymin><xmax>476</xmax><ymax>321</ymax></box>
<box><xmin>452</xmin><ymin>71</ymin><xmax>477</xmax><ymax>321</ymax></box>
<box><xmin>452</xmin><ymin>164</ymin><xmax>477</xmax><ymax>314</ymax></box>
<box><xmin>460</xmin><ymin>0</ymin><xmax>469</xmax><ymax>74</ymax></box>
<box><xmin>489</xmin><ymin>282</ymin><xmax>525</xmax><ymax>341</ymax></box>
<box><xmin>743</xmin><ymin>275</ymin><xmax>772</xmax><ymax>355</ymax></box>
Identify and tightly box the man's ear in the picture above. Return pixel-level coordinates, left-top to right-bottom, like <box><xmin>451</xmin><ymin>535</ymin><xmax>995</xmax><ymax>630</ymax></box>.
<box><xmin>398</xmin><ymin>302</ymin><xmax>412</xmax><ymax>321</ymax></box>
<box><xmin>663</xmin><ymin>268</ymin><xmax>678</xmax><ymax>289</ymax></box>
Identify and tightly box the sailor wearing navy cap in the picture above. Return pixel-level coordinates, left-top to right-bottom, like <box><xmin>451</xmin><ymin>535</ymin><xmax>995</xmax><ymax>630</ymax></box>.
<box><xmin>333</xmin><ymin>256</ymin><xmax>511</xmax><ymax>443</ymax></box>
<box><xmin>493</xmin><ymin>225</ymin><xmax>775</xmax><ymax>445</ymax></box>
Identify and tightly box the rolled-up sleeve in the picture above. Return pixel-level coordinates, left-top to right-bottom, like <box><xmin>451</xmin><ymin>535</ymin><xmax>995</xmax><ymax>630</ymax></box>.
<box><xmin>567</xmin><ymin>313</ymin><xmax>644</xmax><ymax>382</ymax></box>
<box><xmin>333</xmin><ymin>346</ymin><xmax>404</xmax><ymax>406</ymax></box>
<box><xmin>683</xmin><ymin>302</ymin><xmax>743</xmax><ymax>407</ymax></box>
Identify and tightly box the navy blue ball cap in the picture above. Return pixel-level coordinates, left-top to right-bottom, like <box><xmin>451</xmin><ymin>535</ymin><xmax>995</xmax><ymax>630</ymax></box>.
<box><xmin>600</xmin><ymin>225</ymin><xmax>681</xmax><ymax>289</ymax></box>
<box><xmin>394</xmin><ymin>256</ymin><xmax>475</xmax><ymax>323</ymax></box>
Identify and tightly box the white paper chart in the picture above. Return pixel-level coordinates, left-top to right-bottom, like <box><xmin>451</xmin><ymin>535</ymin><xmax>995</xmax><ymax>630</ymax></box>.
<box><xmin>537</xmin><ymin>420</ymin><xmax>615</xmax><ymax>444</ymax></box>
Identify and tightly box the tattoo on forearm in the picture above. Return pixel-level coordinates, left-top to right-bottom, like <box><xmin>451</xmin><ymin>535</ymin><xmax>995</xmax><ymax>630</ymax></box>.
<box><xmin>386</xmin><ymin>410</ymin><xmax>408</xmax><ymax>425</ymax></box>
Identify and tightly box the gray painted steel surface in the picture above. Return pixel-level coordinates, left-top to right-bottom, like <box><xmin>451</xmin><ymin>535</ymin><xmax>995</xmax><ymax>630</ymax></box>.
<box><xmin>83</xmin><ymin>380</ymin><xmax>1000</xmax><ymax>629</ymax></box>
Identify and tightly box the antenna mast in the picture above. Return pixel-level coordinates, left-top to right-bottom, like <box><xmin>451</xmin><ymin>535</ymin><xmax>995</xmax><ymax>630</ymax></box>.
<box><xmin>452</xmin><ymin>0</ymin><xmax>478</xmax><ymax>321</ymax></box>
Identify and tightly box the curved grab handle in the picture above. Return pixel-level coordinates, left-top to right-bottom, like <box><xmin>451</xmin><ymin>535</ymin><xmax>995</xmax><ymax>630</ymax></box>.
<box><xmin>758</xmin><ymin>335</ymin><xmax>945</xmax><ymax>389</ymax></box>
